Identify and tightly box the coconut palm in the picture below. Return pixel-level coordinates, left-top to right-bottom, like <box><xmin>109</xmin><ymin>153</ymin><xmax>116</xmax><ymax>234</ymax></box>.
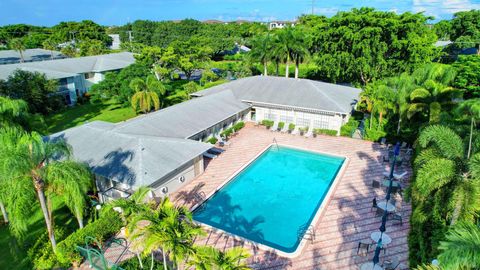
<box><xmin>408</xmin><ymin>64</ymin><xmax>460</xmax><ymax>123</ymax></box>
<box><xmin>414</xmin><ymin>125</ymin><xmax>480</xmax><ymax>224</ymax></box>
<box><xmin>42</xmin><ymin>39</ymin><xmax>57</xmax><ymax>60</ymax></box>
<box><xmin>0</xmin><ymin>128</ymin><xmax>92</xmax><ymax>249</ymax></box>
<box><xmin>130</xmin><ymin>76</ymin><xmax>164</xmax><ymax>114</ymax></box>
<box><xmin>361</xmin><ymin>81</ymin><xmax>394</xmax><ymax>129</ymax></box>
<box><xmin>9</xmin><ymin>38</ymin><xmax>26</xmax><ymax>62</ymax></box>
<box><xmin>249</xmin><ymin>34</ymin><xmax>272</xmax><ymax>76</ymax></box>
<box><xmin>290</xmin><ymin>29</ymin><xmax>310</xmax><ymax>79</ymax></box>
<box><xmin>111</xmin><ymin>186</ymin><xmax>151</xmax><ymax>232</ymax></box>
<box><xmin>455</xmin><ymin>99</ymin><xmax>480</xmax><ymax>159</ymax></box>
<box><xmin>276</xmin><ymin>27</ymin><xmax>295</xmax><ymax>78</ymax></box>
<box><xmin>129</xmin><ymin>197</ymin><xmax>205</xmax><ymax>270</ymax></box>
<box><xmin>436</xmin><ymin>223</ymin><xmax>480</xmax><ymax>269</ymax></box>
<box><xmin>385</xmin><ymin>73</ymin><xmax>414</xmax><ymax>134</ymax></box>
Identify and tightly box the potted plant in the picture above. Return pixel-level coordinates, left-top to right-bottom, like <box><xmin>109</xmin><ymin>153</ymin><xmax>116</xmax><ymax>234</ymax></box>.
<box><xmin>313</xmin><ymin>129</ymin><xmax>319</xmax><ymax>138</ymax></box>
<box><xmin>277</xmin><ymin>122</ymin><xmax>285</xmax><ymax>131</ymax></box>
<box><xmin>288</xmin><ymin>123</ymin><xmax>295</xmax><ymax>133</ymax></box>
<box><xmin>262</xmin><ymin>120</ymin><xmax>273</xmax><ymax>129</ymax></box>
<box><xmin>299</xmin><ymin>126</ymin><xmax>308</xmax><ymax>136</ymax></box>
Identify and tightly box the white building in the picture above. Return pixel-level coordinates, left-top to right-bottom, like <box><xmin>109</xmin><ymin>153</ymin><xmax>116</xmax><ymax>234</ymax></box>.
<box><xmin>48</xmin><ymin>76</ymin><xmax>360</xmax><ymax>201</ymax></box>
<box><xmin>269</xmin><ymin>21</ymin><xmax>296</xmax><ymax>30</ymax></box>
<box><xmin>0</xmin><ymin>52</ymin><xmax>135</xmax><ymax>105</ymax></box>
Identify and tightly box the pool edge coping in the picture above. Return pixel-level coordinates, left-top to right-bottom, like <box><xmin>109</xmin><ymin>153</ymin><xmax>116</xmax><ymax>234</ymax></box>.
<box><xmin>190</xmin><ymin>142</ymin><xmax>350</xmax><ymax>259</ymax></box>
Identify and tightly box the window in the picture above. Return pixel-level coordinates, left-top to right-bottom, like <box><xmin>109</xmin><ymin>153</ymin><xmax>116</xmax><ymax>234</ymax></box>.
<box><xmin>279</xmin><ymin>115</ymin><xmax>293</xmax><ymax>123</ymax></box>
<box><xmin>296</xmin><ymin>118</ymin><xmax>310</xmax><ymax>127</ymax></box>
<box><xmin>313</xmin><ymin>114</ymin><xmax>330</xmax><ymax>129</ymax></box>
<box><xmin>265</xmin><ymin>113</ymin><xmax>277</xmax><ymax>121</ymax></box>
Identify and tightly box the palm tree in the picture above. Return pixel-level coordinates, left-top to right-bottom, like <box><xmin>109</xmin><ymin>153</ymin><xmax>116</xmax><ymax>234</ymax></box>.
<box><xmin>189</xmin><ymin>246</ymin><xmax>250</xmax><ymax>270</ymax></box>
<box><xmin>385</xmin><ymin>73</ymin><xmax>414</xmax><ymax>134</ymax></box>
<box><xmin>129</xmin><ymin>197</ymin><xmax>205</xmax><ymax>270</ymax></box>
<box><xmin>414</xmin><ymin>125</ymin><xmax>480</xmax><ymax>224</ymax></box>
<box><xmin>408</xmin><ymin>64</ymin><xmax>460</xmax><ymax>123</ymax></box>
<box><xmin>0</xmin><ymin>128</ymin><xmax>92</xmax><ymax>249</ymax></box>
<box><xmin>111</xmin><ymin>186</ymin><xmax>151</xmax><ymax>234</ymax></box>
<box><xmin>10</xmin><ymin>38</ymin><xmax>26</xmax><ymax>62</ymax></box>
<box><xmin>130</xmin><ymin>76</ymin><xmax>164</xmax><ymax>114</ymax></box>
<box><xmin>455</xmin><ymin>99</ymin><xmax>480</xmax><ymax>159</ymax></box>
<box><xmin>249</xmin><ymin>34</ymin><xmax>271</xmax><ymax>76</ymax></box>
<box><xmin>42</xmin><ymin>39</ymin><xmax>57</xmax><ymax>60</ymax></box>
<box><xmin>290</xmin><ymin>29</ymin><xmax>310</xmax><ymax>79</ymax></box>
<box><xmin>276</xmin><ymin>27</ymin><xmax>295</xmax><ymax>78</ymax></box>
<box><xmin>361</xmin><ymin>81</ymin><xmax>394</xmax><ymax>129</ymax></box>
<box><xmin>436</xmin><ymin>223</ymin><xmax>480</xmax><ymax>269</ymax></box>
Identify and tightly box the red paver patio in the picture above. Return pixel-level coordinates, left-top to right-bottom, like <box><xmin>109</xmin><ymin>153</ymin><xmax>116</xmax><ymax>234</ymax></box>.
<box><xmin>171</xmin><ymin>123</ymin><xmax>411</xmax><ymax>270</ymax></box>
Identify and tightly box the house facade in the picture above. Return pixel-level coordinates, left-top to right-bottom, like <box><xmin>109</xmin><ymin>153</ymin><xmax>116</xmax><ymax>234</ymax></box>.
<box><xmin>0</xmin><ymin>52</ymin><xmax>135</xmax><ymax>104</ymax></box>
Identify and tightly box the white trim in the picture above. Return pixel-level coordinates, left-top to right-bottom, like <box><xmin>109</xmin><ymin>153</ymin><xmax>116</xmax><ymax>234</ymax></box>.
<box><xmin>242</xmin><ymin>99</ymin><xmax>348</xmax><ymax>116</ymax></box>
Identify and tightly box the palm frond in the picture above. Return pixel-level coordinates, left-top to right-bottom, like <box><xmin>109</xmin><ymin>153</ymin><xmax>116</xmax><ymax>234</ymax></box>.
<box><xmin>415</xmin><ymin>158</ymin><xmax>456</xmax><ymax>195</ymax></box>
<box><xmin>438</xmin><ymin>223</ymin><xmax>480</xmax><ymax>269</ymax></box>
<box><xmin>418</xmin><ymin>125</ymin><xmax>464</xmax><ymax>159</ymax></box>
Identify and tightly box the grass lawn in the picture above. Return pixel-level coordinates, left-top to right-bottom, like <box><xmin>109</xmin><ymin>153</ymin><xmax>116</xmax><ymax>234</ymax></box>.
<box><xmin>44</xmin><ymin>100</ymin><xmax>136</xmax><ymax>134</ymax></box>
<box><xmin>0</xmin><ymin>197</ymin><xmax>77</xmax><ymax>270</ymax></box>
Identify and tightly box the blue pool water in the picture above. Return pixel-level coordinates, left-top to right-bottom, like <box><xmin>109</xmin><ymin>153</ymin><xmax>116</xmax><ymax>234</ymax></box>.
<box><xmin>193</xmin><ymin>146</ymin><xmax>345</xmax><ymax>253</ymax></box>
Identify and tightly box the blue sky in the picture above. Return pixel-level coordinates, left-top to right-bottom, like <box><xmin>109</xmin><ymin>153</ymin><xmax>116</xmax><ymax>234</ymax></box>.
<box><xmin>1</xmin><ymin>0</ymin><xmax>480</xmax><ymax>26</ymax></box>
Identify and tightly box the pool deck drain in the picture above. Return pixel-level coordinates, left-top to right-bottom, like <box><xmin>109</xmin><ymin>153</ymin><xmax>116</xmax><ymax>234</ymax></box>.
<box><xmin>172</xmin><ymin>123</ymin><xmax>411</xmax><ymax>270</ymax></box>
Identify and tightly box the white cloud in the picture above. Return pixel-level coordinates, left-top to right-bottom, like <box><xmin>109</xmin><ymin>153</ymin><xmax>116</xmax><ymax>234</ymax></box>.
<box><xmin>413</xmin><ymin>0</ymin><xmax>480</xmax><ymax>19</ymax></box>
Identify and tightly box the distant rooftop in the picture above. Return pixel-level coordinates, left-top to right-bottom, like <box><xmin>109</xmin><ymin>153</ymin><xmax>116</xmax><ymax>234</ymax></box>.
<box><xmin>0</xmin><ymin>48</ymin><xmax>65</xmax><ymax>65</ymax></box>
<box><xmin>0</xmin><ymin>52</ymin><xmax>135</xmax><ymax>80</ymax></box>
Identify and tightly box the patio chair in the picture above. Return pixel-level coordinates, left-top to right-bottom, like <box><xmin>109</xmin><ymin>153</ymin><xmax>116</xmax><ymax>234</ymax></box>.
<box><xmin>383</xmin><ymin>258</ymin><xmax>401</xmax><ymax>270</ymax></box>
<box><xmin>383</xmin><ymin>155</ymin><xmax>390</xmax><ymax>163</ymax></box>
<box><xmin>270</xmin><ymin>122</ymin><xmax>278</xmax><ymax>132</ymax></box>
<box><xmin>371</xmin><ymin>197</ymin><xmax>378</xmax><ymax>212</ymax></box>
<box><xmin>304</xmin><ymin>130</ymin><xmax>312</xmax><ymax>138</ymax></box>
<box><xmin>388</xmin><ymin>211</ymin><xmax>403</xmax><ymax>226</ymax></box>
<box><xmin>357</xmin><ymin>241</ymin><xmax>372</xmax><ymax>256</ymax></box>
<box><xmin>372</xmin><ymin>179</ymin><xmax>380</xmax><ymax>188</ymax></box>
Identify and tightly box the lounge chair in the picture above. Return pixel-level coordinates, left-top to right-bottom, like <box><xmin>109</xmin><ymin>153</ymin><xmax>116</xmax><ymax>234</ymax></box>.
<box><xmin>203</xmin><ymin>152</ymin><xmax>217</xmax><ymax>159</ymax></box>
<box><xmin>304</xmin><ymin>130</ymin><xmax>312</xmax><ymax>138</ymax></box>
<box><xmin>281</xmin><ymin>125</ymin><xmax>288</xmax><ymax>133</ymax></box>
<box><xmin>383</xmin><ymin>258</ymin><xmax>400</xmax><ymax>270</ymax></box>
<box><xmin>270</xmin><ymin>122</ymin><xmax>278</xmax><ymax>132</ymax></box>
<box><xmin>291</xmin><ymin>127</ymin><xmax>299</xmax><ymax>135</ymax></box>
<box><xmin>215</xmin><ymin>135</ymin><xmax>230</xmax><ymax>147</ymax></box>
<box><xmin>383</xmin><ymin>171</ymin><xmax>408</xmax><ymax>181</ymax></box>
<box><xmin>208</xmin><ymin>147</ymin><xmax>224</xmax><ymax>155</ymax></box>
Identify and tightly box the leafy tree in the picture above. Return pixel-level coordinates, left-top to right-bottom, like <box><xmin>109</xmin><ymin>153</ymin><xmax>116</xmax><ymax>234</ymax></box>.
<box><xmin>0</xmin><ymin>128</ymin><xmax>92</xmax><ymax>249</ymax></box>
<box><xmin>130</xmin><ymin>76</ymin><xmax>164</xmax><ymax>113</ymax></box>
<box><xmin>437</xmin><ymin>223</ymin><xmax>480</xmax><ymax>269</ymax></box>
<box><xmin>456</xmin><ymin>99</ymin><xmax>480</xmax><ymax>159</ymax></box>
<box><xmin>450</xmin><ymin>10</ymin><xmax>480</xmax><ymax>51</ymax></box>
<box><xmin>408</xmin><ymin>64</ymin><xmax>459</xmax><ymax>123</ymax></box>
<box><xmin>189</xmin><ymin>246</ymin><xmax>251</xmax><ymax>270</ymax></box>
<box><xmin>453</xmin><ymin>55</ymin><xmax>480</xmax><ymax>98</ymax></box>
<box><xmin>51</xmin><ymin>20</ymin><xmax>112</xmax><ymax>46</ymax></box>
<box><xmin>9</xmin><ymin>38</ymin><xmax>26</xmax><ymax>62</ymax></box>
<box><xmin>78</xmin><ymin>39</ymin><xmax>107</xmax><ymax>56</ymax></box>
<box><xmin>433</xmin><ymin>20</ymin><xmax>452</xmax><ymax>41</ymax></box>
<box><xmin>60</xmin><ymin>45</ymin><xmax>77</xmax><ymax>57</ymax></box>
<box><xmin>0</xmin><ymin>70</ymin><xmax>61</xmax><ymax>115</ymax></box>
<box><xmin>42</xmin><ymin>39</ymin><xmax>58</xmax><ymax>59</ymax></box>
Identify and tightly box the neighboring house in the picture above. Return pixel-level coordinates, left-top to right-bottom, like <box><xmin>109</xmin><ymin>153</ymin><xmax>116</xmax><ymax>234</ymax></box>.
<box><xmin>269</xmin><ymin>21</ymin><xmax>296</xmax><ymax>30</ymax></box>
<box><xmin>47</xmin><ymin>76</ymin><xmax>360</xmax><ymax>202</ymax></box>
<box><xmin>0</xmin><ymin>52</ymin><xmax>135</xmax><ymax>105</ymax></box>
<box><xmin>108</xmin><ymin>34</ymin><xmax>121</xmax><ymax>50</ymax></box>
<box><xmin>0</xmin><ymin>48</ymin><xmax>66</xmax><ymax>65</ymax></box>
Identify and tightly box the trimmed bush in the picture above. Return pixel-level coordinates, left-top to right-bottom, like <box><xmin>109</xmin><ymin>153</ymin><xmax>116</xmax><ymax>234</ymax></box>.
<box><xmin>233</xmin><ymin>121</ymin><xmax>245</xmax><ymax>131</ymax></box>
<box><xmin>288</xmin><ymin>123</ymin><xmax>295</xmax><ymax>132</ymax></box>
<box><xmin>313</xmin><ymin>128</ymin><xmax>338</xmax><ymax>136</ymax></box>
<box><xmin>207</xmin><ymin>137</ymin><xmax>217</xmax><ymax>144</ymax></box>
<box><xmin>28</xmin><ymin>227</ymin><xmax>67</xmax><ymax>269</ymax></box>
<box><xmin>277</xmin><ymin>122</ymin><xmax>285</xmax><ymax>131</ymax></box>
<box><xmin>56</xmin><ymin>211</ymin><xmax>123</xmax><ymax>266</ymax></box>
<box><xmin>220</xmin><ymin>127</ymin><xmax>234</xmax><ymax>138</ymax></box>
<box><xmin>340</xmin><ymin>117</ymin><xmax>360</xmax><ymax>137</ymax></box>
<box><xmin>299</xmin><ymin>126</ymin><xmax>309</xmax><ymax>135</ymax></box>
<box><xmin>261</xmin><ymin>120</ymin><xmax>274</xmax><ymax>128</ymax></box>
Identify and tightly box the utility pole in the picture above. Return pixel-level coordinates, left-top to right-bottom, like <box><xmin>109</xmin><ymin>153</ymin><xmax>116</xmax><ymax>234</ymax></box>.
<box><xmin>311</xmin><ymin>0</ymin><xmax>315</xmax><ymax>15</ymax></box>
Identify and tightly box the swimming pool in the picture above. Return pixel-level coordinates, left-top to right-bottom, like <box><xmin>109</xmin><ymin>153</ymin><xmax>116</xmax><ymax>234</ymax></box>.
<box><xmin>193</xmin><ymin>145</ymin><xmax>345</xmax><ymax>254</ymax></box>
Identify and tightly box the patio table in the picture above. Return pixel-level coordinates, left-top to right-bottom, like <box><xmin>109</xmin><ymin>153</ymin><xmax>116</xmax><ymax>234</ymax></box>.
<box><xmin>382</xmin><ymin>180</ymin><xmax>401</xmax><ymax>188</ymax></box>
<box><xmin>370</xmin><ymin>232</ymin><xmax>392</xmax><ymax>245</ymax></box>
<box><xmin>360</xmin><ymin>262</ymin><xmax>384</xmax><ymax>270</ymax></box>
<box><xmin>376</xmin><ymin>200</ymin><xmax>395</xmax><ymax>212</ymax></box>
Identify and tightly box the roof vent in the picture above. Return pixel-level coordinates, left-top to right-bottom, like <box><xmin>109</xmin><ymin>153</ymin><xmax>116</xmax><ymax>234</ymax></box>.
<box><xmin>179</xmin><ymin>176</ymin><xmax>186</xmax><ymax>183</ymax></box>
<box><xmin>161</xmin><ymin>186</ymin><xmax>168</xmax><ymax>194</ymax></box>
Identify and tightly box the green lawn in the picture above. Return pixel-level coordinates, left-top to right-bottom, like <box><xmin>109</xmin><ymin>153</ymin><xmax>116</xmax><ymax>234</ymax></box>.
<box><xmin>0</xmin><ymin>197</ymin><xmax>77</xmax><ymax>270</ymax></box>
<box><xmin>44</xmin><ymin>100</ymin><xmax>136</xmax><ymax>134</ymax></box>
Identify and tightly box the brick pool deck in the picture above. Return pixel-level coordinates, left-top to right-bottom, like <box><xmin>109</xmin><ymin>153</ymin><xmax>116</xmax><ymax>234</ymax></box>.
<box><xmin>171</xmin><ymin>124</ymin><xmax>411</xmax><ymax>270</ymax></box>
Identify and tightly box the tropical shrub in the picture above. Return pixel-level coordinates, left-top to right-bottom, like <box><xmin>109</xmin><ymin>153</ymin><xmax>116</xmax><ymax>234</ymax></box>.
<box><xmin>233</xmin><ymin>121</ymin><xmax>245</xmax><ymax>131</ymax></box>
<box><xmin>220</xmin><ymin>127</ymin><xmax>233</xmax><ymax>138</ymax></box>
<box><xmin>288</xmin><ymin>123</ymin><xmax>295</xmax><ymax>132</ymax></box>
<box><xmin>363</xmin><ymin>117</ymin><xmax>387</xmax><ymax>141</ymax></box>
<box><xmin>299</xmin><ymin>126</ymin><xmax>309</xmax><ymax>135</ymax></box>
<box><xmin>340</xmin><ymin>117</ymin><xmax>360</xmax><ymax>137</ymax></box>
<box><xmin>207</xmin><ymin>137</ymin><xmax>217</xmax><ymax>144</ymax></box>
<box><xmin>56</xmin><ymin>211</ymin><xmax>123</xmax><ymax>265</ymax></box>
<box><xmin>28</xmin><ymin>227</ymin><xmax>67</xmax><ymax>269</ymax></box>
<box><xmin>261</xmin><ymin>120</ymin><xmax>274</xmax><ymax>128</ymax></box>
<box><xmin>119</xmin><ymin>255</ymin><xmax>165</xmax><ymax>270</ymax></box>
<box><xmin>314</xmin><ymin>128</ymin><xmax>337</xmax><ymax>136</ymax></box>
<box><xmin>277</xmin><ymin>122</ymin><xmax>285</xmax><ymax>131</ymax></box>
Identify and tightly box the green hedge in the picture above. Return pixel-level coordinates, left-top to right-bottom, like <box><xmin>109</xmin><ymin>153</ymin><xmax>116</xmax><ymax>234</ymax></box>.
<box><xmin>340</xmin><ymin>117</ymin><xmax>360</xmax><ymax>137</ymax></box>
<box><xmin>28</xmin><ymin>227</ymin><xmax>67</xmax><ymax>269</ymax></box>
<box><xmin>233</xmin><ymin>121</ymin><xmax>245</xmax><ymax>131</ymax></box>
<box><xmin>313</xmin><ymin>128</ymin><xmax>337</xmax><ymax>136</ymax></box>
<box><xmin>56</xmin><ymin>211</ymin><xmax>123</xmax><ymax>265</ymax></box>
<box><xmin>261</xmin><ymin>120</ymin><xmax>274</xmax><ymax>128</ymax></box>
<box><xmin>207</xmin><ymin>137</ymin><xmax>217</xmax><ymax>144</ymax></box>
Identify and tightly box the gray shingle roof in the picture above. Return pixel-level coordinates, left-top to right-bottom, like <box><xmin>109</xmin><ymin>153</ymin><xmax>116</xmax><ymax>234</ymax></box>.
<box><xmin>114</xmin><ymin>90</ymin><xmax>251</xmax><ymax>139</ymax></box>
<box><xmin>0</xmin><ymin>52</ymin><xmax>135</xmax><ymax>80</ymax></box>
<box><xmin>48</xmin><ymin>121</ymin><xmax>212</xmax><ymax>188</ymax></box>
<box><xmin>0</xmin><ymin>49</ymin><xmax>65</xmax><ymax>65</ymax></box>
<box><xmin>192</xmin><ymin>76</ymin><xmax>361</xmax><ymax>114</ymax></box>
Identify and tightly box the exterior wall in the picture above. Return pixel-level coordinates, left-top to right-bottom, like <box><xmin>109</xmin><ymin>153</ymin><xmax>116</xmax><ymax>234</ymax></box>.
<box><xmin>253</xmin><ymin>105</ymin><xmax>346</xmax><ymax>134</ymax></box>
<box><xmin>150</xmin><ymin>155</ymin><xmax>205</xmax><ymax>198</ymax></box>
<box><xmin>189</xmin><ymin>109</ymin><xmax>250</xmax><ymax>142</ymax></box>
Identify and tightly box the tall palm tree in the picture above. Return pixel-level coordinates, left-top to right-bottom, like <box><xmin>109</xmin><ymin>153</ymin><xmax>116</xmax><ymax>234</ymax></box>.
<box><xmin>385</xmin><ymin>73</ymin><xmax>414</xmax><ymax>134</ymax></box>
<box><xmin>276</xmin><ymin>27</ymin><xmax>295</xmax><ymax>78</ymax></box>
<box><xmin>437</xmin><ymin>223</ymin><xmax>480</xmax><ymax>269</ymax></box>
<box><xmin>249</xmin><ymin>34</ymin><xmax>272</xmax><ymax>76</ymax></box>
<box><xmin>408</xmin><ymin>64</ymin><xmax>460</xmax><ymax>123</ymax></box>
<box><xmin>414</xmin><ymin>125</ymin><xmax>480</xmax><ymax>224</ymax></box>
<box><xmin>189</xmin><ymin>246</ymin><xmax>250</xmax><ymax>270</ymax></box>
<box><xmin>129</xmin><ymin>197</ymin><xmax>205</xmax><ymax>270</ymax></box>
<box><xmin>0</xmin><ymin>128</ymin><xmax>92</xmax><ymax>249</ymax></box>
<box><xmin>130</xmin><ymin>76</ymin><xmax>164</xmax><ymax>114</ymax></box>
<box><xmin>42</xmin><ymin>39</ymin><xmax>57</xmax><ymax>60</ymax></box>
<box><xmin>456</xmin><ymin>99</ymin><xmax>480</xmax><ymax>159</ymax></box>
<box><xmin>290</xmin><ymin>29</ymin><xmax>310</xmax><ymax>79</ymax></box>
<box><xmin>10</xmin><ymin>38</ymin><xmax>26</xmax><ymax>62</ymax></box>
<box><xmin>361</xmin><ymin>81</ymin><xmax>394</xmax><ymax>129</ymax></box>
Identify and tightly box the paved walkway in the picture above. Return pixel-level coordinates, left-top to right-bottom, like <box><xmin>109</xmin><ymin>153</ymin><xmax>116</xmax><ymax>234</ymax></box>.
<box><xmin>172</xmin><ymin>123</ymin><xmax>411</xmax><ymax>270</ymax></box>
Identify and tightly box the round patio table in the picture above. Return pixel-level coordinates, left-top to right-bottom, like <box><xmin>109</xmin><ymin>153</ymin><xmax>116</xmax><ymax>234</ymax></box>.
<box><xmin>370</xmin><ymin>232</ymin><xmax>392</xmax><ymax>245</ymax></box>
<box><xmin>360</xmin><ymin>262</ymin><xmax>384</xmax><ymax>270</ymax></box>
<box><xmin>376</xmin><ymin>200</ymin><xmax>395</xmax><ymax>212</ymax></box>
<box><xmin>382</xmin><ymin>180</ymin><xmax>401</xmax><ymax>188</ymax></box>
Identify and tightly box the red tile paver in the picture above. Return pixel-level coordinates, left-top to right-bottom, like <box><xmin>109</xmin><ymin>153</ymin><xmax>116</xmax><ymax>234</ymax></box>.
<box><xmin>172</xmin><ymin>123</ymin><xmax>411</xmax><ymax>270</ymax></box>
